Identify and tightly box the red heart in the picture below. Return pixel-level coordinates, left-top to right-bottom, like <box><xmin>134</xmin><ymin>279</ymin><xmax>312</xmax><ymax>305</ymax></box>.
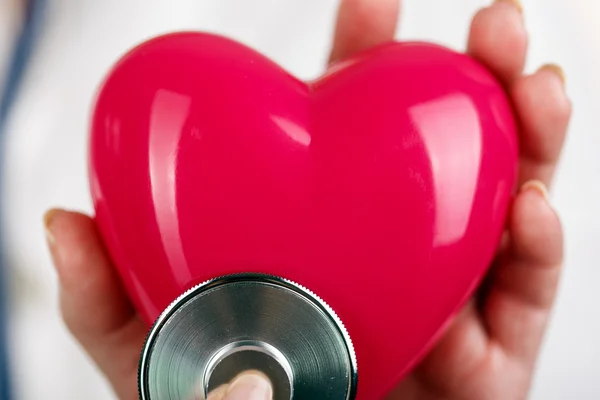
<box><xmin>89</xmin><ymin>32</ymin><xmax>518</xmax><ymax>399</ymax></box>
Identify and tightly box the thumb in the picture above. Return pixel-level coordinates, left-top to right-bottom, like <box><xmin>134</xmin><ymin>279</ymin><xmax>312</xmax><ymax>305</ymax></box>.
<box><xmin>208</xmin><ymin>371</ymin><xmax>273</xmax><ymax>400</ymax></box>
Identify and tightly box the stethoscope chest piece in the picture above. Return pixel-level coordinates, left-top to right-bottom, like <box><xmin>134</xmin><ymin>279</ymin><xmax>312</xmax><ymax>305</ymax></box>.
<box><xmin>138</xmin><ymin>274</ymin><xmax>357</xmax><ymax>400</ymax></box>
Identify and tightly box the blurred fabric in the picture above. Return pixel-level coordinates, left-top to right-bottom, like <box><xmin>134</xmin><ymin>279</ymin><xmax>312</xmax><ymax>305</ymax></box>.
<box><xmin>1</xmin><ymin>1</ymin><xmax>46</xmax><ymax>398</ymax></box>
<box><xmin>0</xmin><ymin>0</ymin><xmax>598</xmax><ymax>399</ymax></box>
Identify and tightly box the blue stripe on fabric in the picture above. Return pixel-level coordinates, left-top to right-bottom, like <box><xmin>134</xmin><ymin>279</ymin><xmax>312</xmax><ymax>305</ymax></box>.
<box><xmin>0</xmin><ymin>0</ymin><xmax>47</xmax><ymax>398</ymax></box>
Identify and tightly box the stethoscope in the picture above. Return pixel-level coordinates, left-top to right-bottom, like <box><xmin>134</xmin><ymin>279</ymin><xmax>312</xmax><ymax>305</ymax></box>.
<box><xmin>0</xmin><ymin>0</ymin><xmax>46</xmax><ymax>399</ymax></box>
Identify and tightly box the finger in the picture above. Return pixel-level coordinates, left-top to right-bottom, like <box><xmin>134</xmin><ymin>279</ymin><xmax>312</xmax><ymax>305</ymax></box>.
<box><xmin>511</xmin><ymin>66</ymin><xmax>571</xmax><ymax>187</ymax></box>
<box><xmin>215</xmin><ymin>372</ymin><xmax>272</xmax><ymax>400</ymax></box>
<box><xmin>328</xmin><ymin>0</ymin><xmax>401</xmax><ymax>65</ymax></box>
<box><xmin>206</xmin><ymin>384</ymin><xmax>229</xmax><ymax>400</ymax></box>
<box><xmin>467</xmin><ymin>0</ymin><xmax>527</xmax><ymax>84</ymax></box>
<box><xmin>482</xmin><ymin>181</ymin><xmax>563</xmax><ymax>361</ymax></box>
<box><xmin>45</xmin><ymin>209</ymin><xmax>146</xmax><ymax>400</ymax></box>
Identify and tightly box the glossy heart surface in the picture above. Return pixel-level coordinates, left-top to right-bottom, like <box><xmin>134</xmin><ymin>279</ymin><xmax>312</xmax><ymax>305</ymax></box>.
<box><xmin>89</xmin><ymin>32</ymin><xmax>518</xmax><ymax>399</ymax></box>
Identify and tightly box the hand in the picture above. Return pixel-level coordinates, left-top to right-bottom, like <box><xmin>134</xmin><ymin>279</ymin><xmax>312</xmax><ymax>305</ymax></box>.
<box><xmin>44</xmin><ymin>0</ymin><xmax>571</xmax><ymax>399</ymax></box>
<box><xmin>332</xmin><ymin>0</ymin><xmax>571</xmax><ymax>398</ymax></box>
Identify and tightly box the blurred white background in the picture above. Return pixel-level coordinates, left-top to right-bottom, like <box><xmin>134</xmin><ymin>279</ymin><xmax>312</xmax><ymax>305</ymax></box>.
<box><xmin>0</xmin><ymin>0</ymin><xmax>598</xmax><ymax>399</ymax></box>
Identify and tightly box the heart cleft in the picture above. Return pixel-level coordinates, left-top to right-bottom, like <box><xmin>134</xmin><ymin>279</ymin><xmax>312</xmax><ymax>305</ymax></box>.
<box><xmin>138</xmin><ymin>273</ymin><xmax>358</xmax><ymax>400</ymax></box>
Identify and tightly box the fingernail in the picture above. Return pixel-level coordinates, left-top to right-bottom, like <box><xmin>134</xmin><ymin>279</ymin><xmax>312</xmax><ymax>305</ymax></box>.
<box><xmin>224</xmin><ymin>372</ymin><xmax>272</xmax><ymax>400</ymax></box>
<box><xmin>539</xmin><ymin>63</ymin><xmax>566</xmax><ymax>86</ymax></box>
<box><xmin>520</xmin><ymin>180</ymin><xmax>549</xmax><ymax>202</ymax></box>
<box><xmin>43</xmin><ymin>208</ymin><xmax>60</xmax><ymax>246</ymax></box>
<box><xmin>494</xmin><ymin>0</ymin><xmax>523</xmax><ymax>13</ymax></box>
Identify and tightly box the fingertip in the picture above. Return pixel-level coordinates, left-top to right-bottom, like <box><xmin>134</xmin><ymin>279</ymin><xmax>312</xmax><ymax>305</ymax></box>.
<box><xmin>539</xmin><ymin>63</ymin><xmax>566</xmax><ymax>86</ymax></box>
<box><xmin>329</xmin><ymin>0</ymin><xmax>401</xmax><ymax>64</ymax></box>
<box><xmin>510</xmin><ymin>181</ymin><xmax>563</xmax><ymax>266</ymax></box>
<box><xmin>44</xmin><ymin>207</ymin><xmax>93</xmax><ymax>239</ymax></box>
<box><xmin>467</xmin><ymin>1</ymin><xmax>527</xmax><ymax>83</ymax></box>
<box><xmin>224</xmin><ymin>371</ymin><xmax>273</xmax><ymax>400</ymax></box>
<box><xmin>494</xmin><ymin>0</ymin><xmax>523</xmax><ymax>14</ymax></box>
<box><xmin>515</xmin><ymin>180</ymin><xmax>556</xmax><ymax>222</ymax></box>
<box><xmin>44</xmin><ymin>208</ymin><xmax>77</xmax><ymax>272</ymax></box>
<box><xmin>43</xmin><ymin>207</ymin><xmax>62</xmax><ymax>225</ymax></box>
<box><xmin>44</xmin><ymin>208</ymin><xmax>72</xmax><ymax>247</ymax></box>
<box><xmin>511</xmin><ymin>65</ymin><xmax>572</xmax><ymax>169</ymax></box>
<box><xmin>520</xmin><ymin>179</ymin><xmax>549</xmax><ymax>201</ymax></box>
<box><xmin>43</xmin><ymin>209</ymin><xmax>102</xmax><ymax>285</ymax></box>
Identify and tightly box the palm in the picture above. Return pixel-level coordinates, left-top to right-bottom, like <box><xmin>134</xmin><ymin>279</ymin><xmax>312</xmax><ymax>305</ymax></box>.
<box><xmin>45</xmin><ymin>1</ymin><xmax>570</xmax><ymax>399</ymax></box>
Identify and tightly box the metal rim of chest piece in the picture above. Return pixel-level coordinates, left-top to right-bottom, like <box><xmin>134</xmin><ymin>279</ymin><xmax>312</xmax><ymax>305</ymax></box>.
<box><xmin>138</xmin><ymin>273</ymin><xmax>358</xmax><ymax>400</ymax></box>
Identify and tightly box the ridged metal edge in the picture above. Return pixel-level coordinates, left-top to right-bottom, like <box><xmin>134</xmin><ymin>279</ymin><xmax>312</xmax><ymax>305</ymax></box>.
<box><xmin>137</xmin><ymin>272</ymin><xmax>358</xmax><ymax>400</ymax></box>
